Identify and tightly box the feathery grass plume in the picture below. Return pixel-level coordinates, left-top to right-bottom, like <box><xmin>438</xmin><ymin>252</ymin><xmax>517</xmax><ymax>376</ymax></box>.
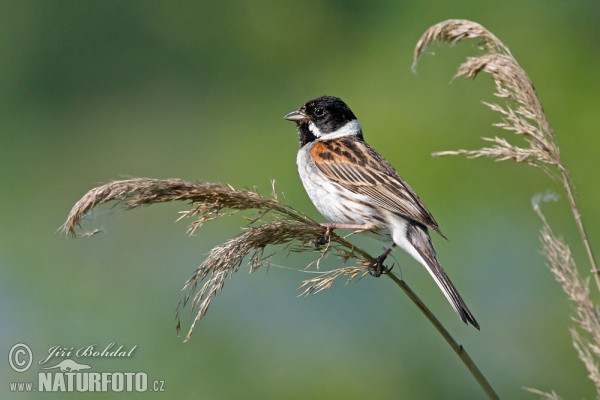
<box><xmin>175</xmin><ymin>214</ymin><xmax>375</xmax><ymax>342</ymax></box>
<box><xmin>413</xmin><ymin>19</ymin><xmax>599</xmax><ymax>397</ymax></box>
<box><xmin>62</xmin><ymin>177</ymin><xmax>498</xmax><ymax>398</ymax></box>
<box><xmin>412</xmin><ymin>19</ymin><xmax>599</xmax><ymax>292</ymax></box>
<box><xmin>413</xmin><ymin>19</ymin><xmax>556</xmax><ymax>172</ymax></box>
<box><xmin>534</xmin><ymin>198</ymin><xmax>600</xmax><ymax>399</ymax></box>
<box><xmin>60</xmin><ymin>178</ymin><xmax>375</xmax><ymax>339</ymax></box>
<box><xmin>61</xmin><ymin>178</ymin><xmax>312</xmax><ymax>237</ymax></box>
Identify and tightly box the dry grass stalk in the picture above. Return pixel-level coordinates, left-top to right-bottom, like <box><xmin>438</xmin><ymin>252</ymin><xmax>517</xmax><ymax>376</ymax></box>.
<box><xmin>60</xmin><ymin>178</ymin><xmax>375</xmax><ymax>340</ymax></box>
<box><xmin>414</xmin><ymin>19</ymin><xmax>599</xmax><ymax>397</ymax></box>
<box><xmin>535</xmin><ymin>201</ymin><xmax>600</xmax><ymax>351</ymax></box>
<box><xmin>572</xmin><ymin>329</ymin><xmax>600</xmax><ymax>399</ymax></box>
<box><xmin>534</xmin><ymin>199</ymin><xmax>600</xmax><ymax>399</ymax></box>
<box><xmin>176</xmin><ymin>219</ymin><xmax>373</xmax><ymax>341</ymax></box>
<box><xmin>61</xmin><ymin>178</ymin><xmax>312</xmax><ymax>237</ymax></box>
<box><xmin>413</xmin><ymin>19</ymin><xmax>598</xmax><ymax>292</ymax></box>
<box><xmin>524</xmin><ymin>388</ymin><xmax>563</xmax><ymax>400</ymax></box>
<box><xmin>414</xmin><ymin>19</ymin><xmax>556</xmax><ymax>172</ymax></box>
<box><xmin>62</xmin><ymin>177</ymin><xmax>498</xmax><ymax>398</ymax></box>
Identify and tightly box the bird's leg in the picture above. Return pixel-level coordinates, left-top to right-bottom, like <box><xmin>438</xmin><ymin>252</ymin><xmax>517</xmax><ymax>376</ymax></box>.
<box><xmin>315</xmin><ymin>225</ymin><xmax>332</xmax><ymax>247</ymax></box>
<box><xmin>369</xmin><ymin>244</ymin><xmax>397</xmax><ymax>277</ymax></box>
<box><xmin>315</xmin><ymin>223</ymin><xmax>374</xmax><ymax>247</ymax></box>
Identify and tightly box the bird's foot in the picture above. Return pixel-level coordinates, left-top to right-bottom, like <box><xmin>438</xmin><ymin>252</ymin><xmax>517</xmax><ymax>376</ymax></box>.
<box><xmin>369</xmin><ymin>257</ymin><xmax>393</xmax><ymax>277</ymax></box>
<box><xmin>315</xmin><ymin>226</ymin><xmax>333</xmax><ymax>248</ymax></box>
<box><xmin>368</xmin><ymin>245</ymin><xmax>396</xmax><ymax>277</ymax></box>
<box><xmin>315</xmin><ymin>223</ymin><xmax>375</xmax><ymax>249</ymax></box>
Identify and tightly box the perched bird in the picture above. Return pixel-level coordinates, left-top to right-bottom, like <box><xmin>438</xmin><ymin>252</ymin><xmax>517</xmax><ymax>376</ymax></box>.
<box><xmin>284</xmin><ymin>95</ymin><xmax>479</xmax><ymax>329</ymax></box>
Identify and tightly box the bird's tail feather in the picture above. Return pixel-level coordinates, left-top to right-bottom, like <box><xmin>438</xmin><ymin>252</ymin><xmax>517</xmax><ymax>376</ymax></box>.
<box><xmin>406</xmin><ymin>223</ymin><xmax>480</xmax><ymax>330</ymax></box>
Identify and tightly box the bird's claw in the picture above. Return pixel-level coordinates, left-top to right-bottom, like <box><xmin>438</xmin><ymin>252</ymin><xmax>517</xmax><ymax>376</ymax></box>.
<box><xmin>315</xmin><ymin>227</ymin><xmax>333</xmax><ymax>249</ymax></box>
<box><xmin>369</xmin><ymin>261</ymin><xmax>393</xmax><ymax>277</ymax></box>
<box><xmin>315</xmin><ymin>235</ymin><xmax>327</xmax><ymax>248</ymax></box>
<box><xmin>369</xmin><ymin>248</ymin><xmax>394</xmax><ymax>277</ymax></box>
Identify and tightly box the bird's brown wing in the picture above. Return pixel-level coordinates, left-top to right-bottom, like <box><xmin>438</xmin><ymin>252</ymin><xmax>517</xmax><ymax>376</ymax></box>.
<box><xmin>310</xmin><ymin>137</ymin><xmax>445</xmax><ymax>237</ymax></box>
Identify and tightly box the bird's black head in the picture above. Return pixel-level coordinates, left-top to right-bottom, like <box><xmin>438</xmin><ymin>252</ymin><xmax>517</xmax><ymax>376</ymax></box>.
<box><xmin>284</xmin><ymin>96</ymin><xmax>363</xmax><ymax>147</ymax></box>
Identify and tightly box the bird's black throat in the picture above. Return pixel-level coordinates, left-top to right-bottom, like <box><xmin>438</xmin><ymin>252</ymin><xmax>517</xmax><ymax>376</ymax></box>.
<box><xmin>297</xmin><ymin>123</ymin><xmax>317</xmax><ymax>147</ymax></box>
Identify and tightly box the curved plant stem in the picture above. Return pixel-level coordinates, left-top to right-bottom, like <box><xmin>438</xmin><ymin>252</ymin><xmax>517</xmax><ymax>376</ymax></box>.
<box><xmin>558</xmin><ymin>165</ymin><xmax>600</xmax><ymax>292</ymax></box>
<box><xmin>387</xmin><ymin>272</ymin><xmax>499</xmax><ymax>400</ymax></box>
<box><xmin>62</xmin><ymin>178</ymin><xmax>498</xmax><ymax>396</ymax></box>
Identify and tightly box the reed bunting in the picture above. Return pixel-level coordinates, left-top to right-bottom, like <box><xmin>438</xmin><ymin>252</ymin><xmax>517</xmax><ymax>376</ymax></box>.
<box><xmin>284</xmin><ymin>95</ymin><xmax>479</xmax><ymax>329</ymax></box>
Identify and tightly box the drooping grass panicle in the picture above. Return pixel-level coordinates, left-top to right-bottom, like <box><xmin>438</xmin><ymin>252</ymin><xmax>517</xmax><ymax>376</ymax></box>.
<box><xmin>62</xmin><ymin>177</ymin><xmax>498</xmax><ymax>397</ymax></box>
<box><xmin>60</xmin><ymin>178</ymin><xmax>377</xmax><ymax>341</ymax></box>
<box><xmin>413</xmin><ymin>19</ymin><xmax>557</xmax><ymax>174</ymax></box>
<box><xmin>60</xmin><ymin>178</ymin><xmax>314</xmax><ymax>237</ymax></box>
<box><xmin>571</xmin><ymin>328</ymin><xmax>600</xmax><ymax>398</ymax></box>
<box><xmin>534</xmin><ymin>198</ymin><xmax>600</xmax><ymax>398</ymax></box>
<box><xmin>412</xmin><ymin>19</ymin><xmax>598</xmax><ymax>291</ymax></box>
<box><xmin>412</xmin><ymin>18</ymin><xmax>512</xmax><ymax>60</ymax></box>
<box><xmin>413</xmin><ymin>18</ymin><xmax>599</xmax><ymax>397</ymax></box>
<box><xmin>534</xmin><ymin>200</ymin><xmax>600</xmax><ymax>346</ymax></box>
<box><xmin>176</xmin><ymin>217</ymin><xmax>375</xmax><ymax>341</ymax></box>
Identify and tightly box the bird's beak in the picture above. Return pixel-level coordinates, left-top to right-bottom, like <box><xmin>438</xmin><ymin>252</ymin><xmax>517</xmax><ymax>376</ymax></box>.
<box><xmin>283</xmin><ymin>109</ymin><xmax>307</xmax><ymax>122</ymax></box>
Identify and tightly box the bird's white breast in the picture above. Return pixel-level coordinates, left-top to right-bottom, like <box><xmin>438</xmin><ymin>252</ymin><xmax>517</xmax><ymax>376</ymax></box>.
<box><xmin>297</xmin><ymin>143</ymin><xmax>381</xmax><ymax>227</ymax></box>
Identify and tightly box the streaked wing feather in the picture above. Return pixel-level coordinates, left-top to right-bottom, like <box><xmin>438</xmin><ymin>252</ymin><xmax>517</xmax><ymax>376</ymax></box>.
<box><xmin>310</xmin><ymin>138</ymin><xmax>444</xmax><ymax>236</ymax></box>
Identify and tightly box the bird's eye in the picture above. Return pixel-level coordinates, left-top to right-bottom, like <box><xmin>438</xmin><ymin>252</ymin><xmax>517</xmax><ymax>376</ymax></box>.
<box><xmin>314</xmin><ymin>108</ymin><xmax>325</xmax><ymax>117</ymax></box>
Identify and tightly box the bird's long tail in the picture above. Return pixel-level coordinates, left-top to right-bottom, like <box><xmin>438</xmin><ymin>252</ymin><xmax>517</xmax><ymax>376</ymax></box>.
<box><xmin>405</xmin><ymin>223</ymin><xmax>480</xmax><ymax>329</ymax></box>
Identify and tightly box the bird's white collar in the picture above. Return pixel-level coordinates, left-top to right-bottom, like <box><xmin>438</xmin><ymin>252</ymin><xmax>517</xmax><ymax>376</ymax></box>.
<box><xmin>309</xmin><ymin>119</ymin><xmax>362</xmax><ymax>140</ymax></box>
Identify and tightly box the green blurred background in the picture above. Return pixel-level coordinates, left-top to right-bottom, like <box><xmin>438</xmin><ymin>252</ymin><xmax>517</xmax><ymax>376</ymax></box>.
<box><xmin>2</xmin><ymin>1</ymin><xmax>600</xmax><ymax>398</ymax></box>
